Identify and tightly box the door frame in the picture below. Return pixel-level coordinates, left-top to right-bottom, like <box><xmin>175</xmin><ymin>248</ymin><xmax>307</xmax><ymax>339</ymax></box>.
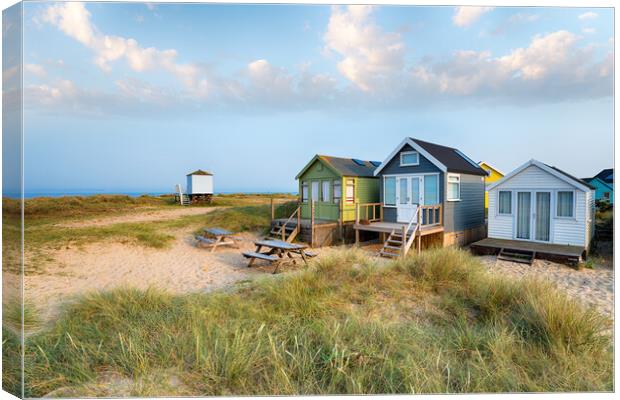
<box><xmin>513</xmin><ymin>189</ymin><xmax>554</xmax><ymax>243</ymax></box>
<box><xmin>386</xmin><ymin>173</ymin><xmax>439</xmax><ymax>223</ymax></box>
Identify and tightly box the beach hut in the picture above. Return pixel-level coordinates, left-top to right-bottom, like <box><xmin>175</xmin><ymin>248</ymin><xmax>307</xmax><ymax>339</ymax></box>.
<box><xmin>271</xmin><ymin>155</ymin><xmax>380</xmax><ymax>247</ymax></box>
<box><xmin>582</xmin><ymin>177</ymin><xmax>613</xmax><ymax>205</ymax></box>
<box><xmin>478</xmin><ymin>161</ymin><xmax>504</xmax><ymax>209</ymax></box>
<box><xmin>295</xmin><ymin>155</ymin><xmax>380</xmax><ymax>222</ymax></box>
<box><xmin>354</xmin><ymin>137</ymin><xmax>488</xmax><ymax>257</ymax></box>
<box><xmin>472</xmin><ymin>159</ymin><xmax>596</xmax><ymax>265</ymax></box>
<box><xmin>186</xmin><ymin>169</ymin><xmax>214</xmax><ymax>203</ymax></box>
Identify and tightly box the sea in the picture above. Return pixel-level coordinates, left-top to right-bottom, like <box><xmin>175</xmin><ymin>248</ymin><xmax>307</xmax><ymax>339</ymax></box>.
<box><xmin>10</xmin><ymin>190</ymin><xmax>296</xmax><ymax>199</ymax></box>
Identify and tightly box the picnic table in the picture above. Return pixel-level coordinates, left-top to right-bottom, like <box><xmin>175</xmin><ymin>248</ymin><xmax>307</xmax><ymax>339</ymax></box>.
<box><xmin>242</xmin><ymin>239</ymin><xmax>316</xmax><ymax>274</ymax></box>
<box><xmin>195</xmin><ymin>227</ymin><xmax>238</xmax><ymax>253</ymax></box>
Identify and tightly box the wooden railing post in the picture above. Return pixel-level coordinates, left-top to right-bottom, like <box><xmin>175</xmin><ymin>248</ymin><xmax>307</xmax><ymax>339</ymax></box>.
<box><xmin>439</xmin><ymin>204</ymin><xmax>443</xmax><ymax>226</ymax></box>
<box><xmin>380</xmin><ymin>203</ymin><xmax>384</xmax><ymax>222</ymax></box>
<box><xmin>401</xmin><ymin>225</ymin><xmax>407</xmax><ymax>257</ymax></box>
<box><xmin>271</xmin><ymin>198</ymin><xmax>275</xmax><ymax>221</ymax></box>
<box><xmin>355</xmin><ymin>203</ymin><xmax>360</xmax><ymax>245</ymax></box>
<box><xmin>311</xmin><ymin>200</ymin><xmax>315</xmax><ymax>248</ymax></box>
<box><xmin>417</xmin><ymin>207</ymin><xmax>422</xmax><ymax>255</ymax></box>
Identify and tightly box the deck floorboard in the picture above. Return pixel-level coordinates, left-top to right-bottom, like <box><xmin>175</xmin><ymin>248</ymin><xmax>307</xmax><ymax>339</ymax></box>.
<box><xmin>470</xmin><ymin>238</ymin><xmax>584</xmax><ymax>258</ymax></box>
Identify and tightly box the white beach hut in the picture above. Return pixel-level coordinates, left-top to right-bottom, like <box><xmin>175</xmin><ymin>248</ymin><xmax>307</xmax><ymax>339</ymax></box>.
<box><xmin>186</xmin><ymin>169</ymin><xmax>214</xmax><ymax>203</ymax></box>
<box><xmin>485</xmin><ymin>159</ymin><xmax>595</xmax><ymax>258</ymax></box>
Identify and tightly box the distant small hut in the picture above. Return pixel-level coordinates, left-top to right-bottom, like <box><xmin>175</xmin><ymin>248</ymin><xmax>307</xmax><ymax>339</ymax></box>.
<box><xmin>186</xmin><ymin>169</ymin><xmax>214</xmax><ymax>204</ymax></box>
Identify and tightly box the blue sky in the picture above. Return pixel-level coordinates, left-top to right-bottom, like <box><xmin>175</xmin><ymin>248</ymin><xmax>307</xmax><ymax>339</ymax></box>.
<box><xmin>9</xmin><ymin>2</ymin><xmax>615</xmax><ymax>194</ymax></box>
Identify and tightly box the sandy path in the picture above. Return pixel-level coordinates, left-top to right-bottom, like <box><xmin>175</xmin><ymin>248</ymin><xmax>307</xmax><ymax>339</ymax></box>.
<box><xmin>57</xmin><ymin>207</ymin><xmax>219</xmax><ymax>228</ymax></box>
<box><xmin>23</xmin><ymin>230</ymin><xmax>326</xmax><ymax>322</ymax></box>
<box><xmin>479</xmin><ymin>256</ymin><xmax>614</xmax><ymax>318</ymax></box>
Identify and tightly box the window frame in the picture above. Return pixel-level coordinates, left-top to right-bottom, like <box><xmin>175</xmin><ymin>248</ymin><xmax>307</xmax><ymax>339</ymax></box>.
<box><xmin>321</xmin><ymin>180</ymin><xmax>331</xmax><ymax>203</ymax></box>
<box><xmin>333</xmin><ymin>179</ymin><xmax>342</xmax><ymax>205</ymax></box>
<box><xmin>400</xmin><ymin>151</ymin><xmax>419</xmax><ymax>167</ymax></box>
<box><xmin>345</xmin><ymin>179</ymin><xmax>355</xmax><ymax>204</ymax></box>
<box><xmin>301</xmin><ymin>181</ymin><xmax>308</xmax><ymax>203</ymax></box>
<box><xmin>384</xmin><ymin>176</ymin><xmax>397</xmax><ymax>207</ymax></box>
<box><xmin>446</xmin><ymin>173</ymin><xmax>461</xmax><ymax>202</ymax></box>
<box><xmin>497</xmin><ymin>190</ymin><xmax>512</xmax><ymax>215</ymax></box>
<box><xmin>310</xmin><ymin>181</ymin><xmax>320</xmax><ymax>203</ymax></box>
<box><xmin>556</xmin><ymin>190</ymin><xmax>575</xmax><ymax>219</ymax></box>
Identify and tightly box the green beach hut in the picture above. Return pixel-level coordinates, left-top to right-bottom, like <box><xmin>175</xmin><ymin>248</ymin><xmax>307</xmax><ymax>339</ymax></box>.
<box><xmin>295</xmin><ymin>155</ymin><xmax>380</xmax><ymax>223</ymax></box>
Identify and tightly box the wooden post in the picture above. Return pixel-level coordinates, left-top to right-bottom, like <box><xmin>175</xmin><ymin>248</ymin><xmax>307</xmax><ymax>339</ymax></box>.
<box><xmin>271</xmin><ymin>198</ymin><xmax>275</xmax><ymax>221</ymax></box>
<box><xmin>401</xmin><ymin>225</ymin><xmax>407</xmax><ymax>257</ymax></box>
<box><xmin>355</xmin><ymin>203</ymin><xmax>360</xmax><ymax>246</ymax></box>
<box><xmin>417</xmin><ymin>207</ymin><xmax>422</xmax><ymax>255</ymax></box>
<box><xmin>439</xmin><ymin>204</ymin><xmax>443</xmax><ymax>226</ymax></box>
<box><xmin>311</xmin><ymin>200</ymin><xmax>315</xmax><ymax>248</ymax></box>
<box><xmin>339</xmin><ymin>206</ymin><xmax>344</xmax><ymax>245</ymax></box>
<box><xmin>380</xmin><ymin>203</ymin><xmax>384</xmax><ymax>222</ymax></box>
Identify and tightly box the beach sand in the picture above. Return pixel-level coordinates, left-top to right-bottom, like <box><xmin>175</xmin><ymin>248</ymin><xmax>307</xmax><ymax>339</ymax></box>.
<box><xmin>480</xmin><ymin>255</ymin><xmax>614</xmax><ymax>318</ymax></box>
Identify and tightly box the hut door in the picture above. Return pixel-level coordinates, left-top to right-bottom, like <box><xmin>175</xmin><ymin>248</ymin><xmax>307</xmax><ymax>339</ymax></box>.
<box><xmin>516</xmin><ymin>192</ymin><xmax>531</xmax><ymax>240</ymax></box>
<box><xmin>534</xmin><ymin>192</ymin><xmax>551</xmax><ymax>242</ymax></box>
<box><xmin>397</xmin><ymin>176</ymin><xmax>422</xmax><ymax>223</ymax></box>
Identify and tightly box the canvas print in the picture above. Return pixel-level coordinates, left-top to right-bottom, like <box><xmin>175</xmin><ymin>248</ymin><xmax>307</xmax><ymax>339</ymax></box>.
<box><xmin>2</xmin><ymin>1</ymin><xmax>614</xmax><ymax>397</ymax></box>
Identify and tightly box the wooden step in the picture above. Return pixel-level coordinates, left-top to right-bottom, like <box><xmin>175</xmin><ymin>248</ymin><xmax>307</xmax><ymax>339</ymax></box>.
<box><xmin>498</xmin><ymin>248</ymin><xmax>535</xmax><ymax>265</ymax></box>
<box><xmin>387</xmin><ymin>239</ymin><xmax>403</xmax><ymax>245</ymax></box>
<box><xmin>384</xmin><ymin>245</ymin><xmax>402</xmax><ymax>251</ymax></box>
<box><xmin>379</xmin><ymin>250</ymin><xmax>400</xmax><ymax>258</ymax></box>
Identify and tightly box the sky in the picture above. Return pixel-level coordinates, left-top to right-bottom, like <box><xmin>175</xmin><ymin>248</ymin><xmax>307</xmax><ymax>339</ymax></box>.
<box><xmin>4</xmin><ymin>2</ymin><xmax>615</xmax><ymax>194</ymax></box>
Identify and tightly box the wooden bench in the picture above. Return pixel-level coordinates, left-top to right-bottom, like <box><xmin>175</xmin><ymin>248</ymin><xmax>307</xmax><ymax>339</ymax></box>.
<box><xmin>195</xmin><ymin>228</ymin><xmax>239</xmax><ymax>252</ymax></box>
<box><xmin>242</xmin><ymin>252</ymin><xmax>279</xmax><ymax>262</ymax></box>
<box><xmin>195</xmin><ymin>236</ymin><xmax>216</xmax><ymax>245</ymax></box>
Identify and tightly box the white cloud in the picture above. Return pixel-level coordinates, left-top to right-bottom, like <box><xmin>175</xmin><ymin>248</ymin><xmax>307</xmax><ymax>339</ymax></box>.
<box><xmin>582</xmin><ymin>27</ymin><xmax>596</xmax><ymax>34</ymax></box>
<box><xmin>406</xmin><ymin>30</ymin><xmax>612</xmax><ymax>102</ymax></box>
<box><xmin>453</xmin><ymin>6</ymin><xmax>494</xmax><ymax>28</ymax></box>
<box><xmin>41</xmin><ymin>2</ymin><xmax>204</xmax><ymax>92</ymax></box>
<box><xmin>578</xmin><ymin>12</ymin><xmax>598</xmax><ymax>20</ymax></box>
<box><xmin>324</xmin><ymin>5</ymin><xmax>404</xmax><ymax>91</ymax></box>
<box><xmin>24</xmin><ymin>63</ymin><xmax>47</xmax><ymax>78</ymax></box>
<box><xmin>508</xmin><ymin>13</ymin><xmax>540</xmax><ymax>24</ymax></box>
<box><xmin>28</xmin><ymin>4</ymin><xmax>613</xmax><ymax>115</ymax></box>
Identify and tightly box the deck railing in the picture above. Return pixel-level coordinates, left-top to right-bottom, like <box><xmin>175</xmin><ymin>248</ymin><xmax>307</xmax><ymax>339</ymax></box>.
<box><xmin>355</xmin><ymin>203</ymin><xmax>442</xmax><ymax>227</ymax></box>
<box><xmin>355</xmin><ymin>202</ymin><xmax>383</xmax><ymax>224</ymax></box>
<box><xmin>419</xmin><ymin>204</ymin><xmax>442</xmax><ymax>226</ymax></box>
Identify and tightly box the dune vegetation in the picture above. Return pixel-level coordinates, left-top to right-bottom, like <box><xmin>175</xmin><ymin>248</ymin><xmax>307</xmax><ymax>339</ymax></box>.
<box><xmin>3</xmin><ymin>248</ymin><xmax>613</xmax><ymax>397</ymax></box>
<box><xmin>2</xmin><ymin>194</ymin><xmax>297</xmax><ymax>274</ymax></box>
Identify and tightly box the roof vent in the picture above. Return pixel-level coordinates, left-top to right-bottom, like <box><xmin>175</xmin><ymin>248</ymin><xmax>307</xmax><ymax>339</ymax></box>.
<box><xmin>352</xmin><ymin>159</ymin><xmax>366</xmax><ymax>166</ymax></box>
<box><xmin>370</xmin><ymin>161</ymin><xmax>382</xmax><ymax>167</ymax></box>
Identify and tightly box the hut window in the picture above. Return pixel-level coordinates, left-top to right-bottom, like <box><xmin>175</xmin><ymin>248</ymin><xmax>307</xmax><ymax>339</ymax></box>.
<box><xmin>345</xmin><ymin>179</ymin><xmax>355</xmax><ymax>204</ymax></box>
<box><xmin>424</xmin><ymin>175</ymin><xmax>439</xmax><ymax>205</ymax></box>
<box><xmin>384</xmin><ymin>177</ymin><xmax>396</xmax><ymax>206</ymax></box>
<box><xmin>557</xmin><ymin>191</ymin><xmax>574</xmax><ymax>218</ymax></box>
<box><xmin>604</xmin><ymin>192</ymin><xmax>611</xmax><ymax>199</ymax></box>
<box><xmin>311</xmin><ymin>181</ymin><xmax>320</xmax><ymax>203</ymax></box>
<box><xmin>498</xmin><ymin>191</ymin><xmax>512</xmax><ymax>214</ymax></box>
<box><xmin>447</xmin><ymin>174</ymin><xmax>460</xmax><ymax>201</ymax></box>
<box><xmin>322</xmin><ymin>181</ymin><xmax>331</xmax><ymax>202</ymax></box>
<box><xmin>301</xmin><ymin>182</ymin><xmax>308</xmax><ymax>202</ymax></box>
<box><xmin>333</xmin><ymin>180</ymin><xmax>342</xmax><ymax>204</ymax></box>
<box><xmin>400</xmin><ymin>151</ymin><xmax>419</xmax><ymax>167</ymax></box>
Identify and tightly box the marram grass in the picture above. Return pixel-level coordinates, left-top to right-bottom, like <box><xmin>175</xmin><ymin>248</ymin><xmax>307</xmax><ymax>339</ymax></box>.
<box><xmin>3</xmin><ymin>248</ymin><xmax>613</xmax><ymax>397</ymax></box>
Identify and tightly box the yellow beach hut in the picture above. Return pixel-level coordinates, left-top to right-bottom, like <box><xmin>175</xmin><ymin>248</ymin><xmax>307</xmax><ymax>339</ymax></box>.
<box><xmin>478</xmin><ymin>162</ymin><xmax>504</xmax><ymax>209</ymax></box>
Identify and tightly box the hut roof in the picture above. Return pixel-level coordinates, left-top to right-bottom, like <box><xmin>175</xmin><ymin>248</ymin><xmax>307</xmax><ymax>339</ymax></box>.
<box><xmin>187</xmin><ymin>169</ymin><xmax>213</xmax><ymax>176</ymax></box>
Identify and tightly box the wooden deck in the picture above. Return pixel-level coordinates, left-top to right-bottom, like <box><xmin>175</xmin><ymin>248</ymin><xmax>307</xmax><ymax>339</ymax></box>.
<box><xmin>353</xmin><ymin>221</ymin><xmax>444</xmax><ymax>236</ymax></box>
<box><xmin>272</xmin><ymin>218</ymin><xmax>339</xmax><ymax>229</ymax></box>
<box><xmin>470</xmin><ymin>238</ymin><xmax>586</xmax><ymax>265</ymax></box>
